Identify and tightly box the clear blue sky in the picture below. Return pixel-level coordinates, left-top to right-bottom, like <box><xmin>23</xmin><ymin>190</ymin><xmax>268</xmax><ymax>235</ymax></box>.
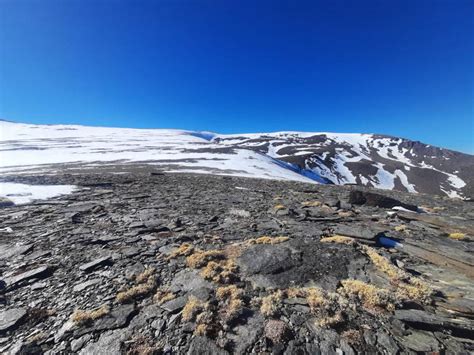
<box><xmin>1</xmin><ymin>0</ymin><xmax>473</xmax><ymax>153</ymax></box>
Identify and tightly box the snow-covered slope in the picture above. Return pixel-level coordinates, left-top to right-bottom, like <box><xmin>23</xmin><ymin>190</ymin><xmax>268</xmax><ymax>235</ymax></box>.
<box><xmin>1</xmin><ymin>120</ymin><xmax>472</xmax><ymax>198</ymax></box>
<box><xmin>0</xmin><ymin>121</ymin><xmax>317</xmax><ymax>184</ymax></box>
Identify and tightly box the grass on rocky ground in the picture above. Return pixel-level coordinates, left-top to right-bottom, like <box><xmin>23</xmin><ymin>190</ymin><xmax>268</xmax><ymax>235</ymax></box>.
<box><xmin>71</xmin><ymin>305</ymin><xmax>110</xmax><ymax>325</ymax></box>
<box><xmin>116</xmin><ymin>268</ymin><xmax>157</xmax><ymax>303</ymax></box>
<box><xmin>320</xmin><ymin>235</ymin><xmax>355</xmax><ymax>245</ymax></box>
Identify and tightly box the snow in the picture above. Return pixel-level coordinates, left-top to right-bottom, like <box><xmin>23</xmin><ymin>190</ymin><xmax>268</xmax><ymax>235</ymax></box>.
<box><xmin>0</xmin><ymin>182</ymin><xmax>76</xmax><ymax>204</ymax></box>
<box><xmin>394</xmin><ymin>169</ymin><xmax>417</xmax><ymax>193</ymax></box>
<box><xmin>1</xmin><ymin>121</ymin><xmax>467</xmax><ymax>198</ymax></box>
<box><xmin>0</xmin><ymin>120</ymin><xmax>318</xmax><ymax>184</ymax></box>
<box><xmin>372</xmin><ymin>163</ymin><xmax>395</xmax><ymax>189</ymax></box>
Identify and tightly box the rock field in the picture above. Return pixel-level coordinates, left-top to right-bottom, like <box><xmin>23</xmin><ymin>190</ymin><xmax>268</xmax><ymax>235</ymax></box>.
<box><xmin>0</xmin><ymin>168</ymin><xmax>473</xmax><ymax>354</ymax></box>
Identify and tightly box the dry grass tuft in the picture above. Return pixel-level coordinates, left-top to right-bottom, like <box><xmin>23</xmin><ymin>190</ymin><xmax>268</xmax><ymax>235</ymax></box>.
<box><xmin>362</xmin><ymin>245</ymin><xmax>432</xmax><ymax>304</ymax></box>
<box><xmin>71</xmin><ymin>305</ymin><xmax>110</xmax><ymax>325</ymax></box>
<box><xmin>182</xmin><ymin>296</ymin><xmax>207</xmax><ymax>322</ymax></box>
<box><xmin>362</xmin><ymin>246</ymin><xmax>403</xmax><ymax>280</ymax></box>
<box><xmin>306</xmin><ymin>287</ymin><xmax>328</xmax><ymax>311</ymax></box>
<box><xmin>216</xmin><ymin>285</ymin><xmax>244</xmax><ymax>322</ymax></box>
<box><xmin>117</xmin><ymin>270</ymin><xmax>157</xmax><ymax>304</ymax></box>
<box><xmin>301</xmin><ymin>201</ymin><xmax>322</xmax><ymax>207</ymax></box>
<box><xmin>126</xmin><ymin>335</ymin><xmax>161</xmax><ymax>355</ymax></box>
<box><xmin>316</xmin><ymin>311</ymin><xmax>345</xmax><ymax>328</ymax></box>
<box><xmin>320</xmin><ymin>235</ymin><xmax>355</xmax><ymax>245</ymax></box>
<box><xmin>246</xmin><ymin>236</ymin><xmax>290</xmax><ymax>245</ymax></box>
<box><xmin>274</xmin><ymin>204</ymin><xmax>286</xmax><ymax>210</ymax></box>
<box><xmin>167</xmin><ymin>243</ymin><xmax>194</xmax><ymax>259</ymax></box>
<box><xmin>286</xmin><ymin>287</ymin><xmax>344</xmax><ymax>327</ymax></box>
<box><xmin>339</xmin><ymin>279</ymin><xmax>393</xmax><ymax>311</ymax></box>
<box><xmin>260</xmin><ymin>290</ymin><xmax>283</xmax><ymax>317</ymax></box>
<box><xmin>194</xmin><ymin>323</ymin><xmax>209</xmax><ymax>336</ymax></box>
<box><xmin>395</xmin><ymin>277</ymin><xmax>432</xmax><ymax>304</ymax></box>
<box><xmin>182</xmin><ymin>296</ymin><xmax>217</xmax><ymax>336</ymax></box>
<box><xmin>186</xmin><ymin>249</ymin><xmax>225</xmax><ymax>269</ymax></box>
<box><xmin>394</xmin><ymin>225</ymin><xmax>408</xmax><ymax>232</ymax></box>
<box><xmin>448</xmin><ymin>232</ymin><xmax>466</xmax><ymax>240</ymax></box>
<box><xmin>200</xmin><ymin>259</ymin><xmax>239</xmax><ymax>284</ymax></box>
<box><xmin>135</xmin><ymin>267</ymin><xmax>156</xmax><ymax>284</ymax></box>
<box><xmin>116</xmin><ymin>281</ymin><xmax>156</xmax><ymax>303</ymax></box>
<box><xmin>153</xmin><ymin>289</ymin><xmax>175</xmax><ymax>305</ymax></box>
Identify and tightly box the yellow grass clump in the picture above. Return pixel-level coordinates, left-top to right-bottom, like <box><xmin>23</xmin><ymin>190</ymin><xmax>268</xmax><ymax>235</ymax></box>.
<box><xmin>216</xmin><ymin>285</ymin><xmax>244</xmax><ymax>322</ymax></box>
<box><xmin>362</xmin><ymin>246</ymin><xmax>403</xmax><ymax>280</ymax></box>
<box><xmin>320</xmin><ymin>235</ymin><xmax>355</xmax><ymax>245</ymax></box>
<box><xmin>201</xmin><ymin>259</ymin><xmax>239</xmax><ymax>284</ymax></box>
<box><xmin>135</xmin><ymin>267</ymin><xmax>156</xmax><ymax>284</ymax></box>
<box><xmin>394</xmin><ymin>225</ymin><xmax>408</xmax><ymax>232</ymax></box>
<box><xmin>116</xmin><ymin>270</ymin><xmax>157</xmax><ymax>303</ymax></box>
<box><xmin>186</xmin><ymin>249</ymin><xmax>226</xmax><ymax>269</ymax></box>
<box><xmin>182</xmin><ymin>296</ymin><xmax>207</xmax><ymax>322</ymax></box>
<box><xmin>448</xmin><ymin>232</ymin><xmax>466</xmax><ymax>240</ymax></box>
<box><xmin>116</xmin><ymin>281</ymin><xmax>156</xmax><ymax>303</ymax></box>
<box><xmin>260</xmin><ymin>290</ymin><xmax>283</xmax><ymax>317</ymax></box>
<box><xmin>306</xmin><ymin>287</ymin><xmax>328</xmax><ymax>311</ymax></box>
<box><xmin>316</xmin><ymin>311</ymin><xmax>345</xmax><ymax>328</ymax></box>
<box><xmin>339</xmin><ymin>279</ymin><xmax>393</xmax><ymax>311</ymax></box>
<box><xmin>153</xmin><ymin>289</ymin><xmax>176</xmax><ymax>305</ymax></box>
<box><xmin>274</xmin><ymin>204</ymin><xmax>286</xmax><ymax>210</ymax></box>
<box><xmin>246</xmin><ymin>236</ymin><xmax>290</xmax><ymax>245</ymax></box>
<box><xmin>301</xmin><ymin>201</ymin><xmax>322</xmax><ymax>207</ymax></box>
<box><xmin>167</xmin><ymin>243</ymin><xmax>194</xmax><ymax>259</ymax></box>
<box><xmin>71</xmin><ymin>305</ymin><xmax>110</xmax><ymax>325</ymax></box>
<box><xmin>395</xmin><ymin>277</ymin><xmax>432</xmax><ymax>304</ymax></box>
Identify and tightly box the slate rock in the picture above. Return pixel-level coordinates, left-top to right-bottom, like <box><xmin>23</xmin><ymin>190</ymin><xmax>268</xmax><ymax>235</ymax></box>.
<box><xmin>160</xmin><ymin>296</ymin><xmax>188</xmax><ymax>313</ymax></box>
<box><xmin>187</xmin><ymin>336</ymin><xmax>229</xmax><ymax>355</ymax></box>
<box><xmin>169</xmin><ymin>270</ymin><xmax>213</xmax><ymax>293</ymax></box>
<box><xmin>73</xmin><ymin>278</ymin><xmax>101</xmax><ymax>292</ymax></box>
<box><xmin>0</xmin><ymin>197</ymin><xmax>14</xmax><ymax>208</ymax></box>
<box><xmin>79</xmin><ymin>256</ymin><xmax>112</xmax><ymax>272</ymax></box>
<box><xmin>5</xmin><ymin>266</ymin><xmax>53</xmax><ymax>287</ymax></box>
<box><xmin>92</xmin><ymin>304</ymin><xmax>136</xmax><ymax>331</ymax></box>
<box><xmin>402</xmin><ymin>331</ymin><xmax>439</xmax><ymax>352</ymax></box>
<box><xmin>227</xmin><ymin>313</ymin><xmax>264</xmax><ymax>353</ymax></box>
<box><xmin>331</xmin><ymin>225</ymin><xmax>384</xmax><ymax>240</ymax></box>
<box><xmin>349</xmin><ymin>190</ymin><xmax>418</xmax><ymax>212</ymax></box>
<box><xmin>79</xmin><ymin>328</ymin><xmax>131</xmax><ymax>355</ymax></box>
<box><xmin>0</xmin><ymin>244</ymin><xmax>33</xmax><ymax>260</ymax></box>
<box><xmin>0</xmin><ymin>308</ymin><xmax>27</xmax><ymax>333</ymax></box>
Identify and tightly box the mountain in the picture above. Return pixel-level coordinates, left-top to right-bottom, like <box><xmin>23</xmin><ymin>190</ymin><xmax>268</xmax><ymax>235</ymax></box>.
<box><xmin>1</xmin><ymin>120</ymin><xmax>472</xmax><ymax>198</ymax></box>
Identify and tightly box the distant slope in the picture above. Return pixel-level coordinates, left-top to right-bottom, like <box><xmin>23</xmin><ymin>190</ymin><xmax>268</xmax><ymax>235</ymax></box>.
<box><xmin>215</xmin><ymin>132</ymin><xmax>474</xmax><ymax>198</ymax></box>
<box><xmin>1</xmin><ymin>120</ymin><xmax>472</xmax><ymax>198</ymax></box>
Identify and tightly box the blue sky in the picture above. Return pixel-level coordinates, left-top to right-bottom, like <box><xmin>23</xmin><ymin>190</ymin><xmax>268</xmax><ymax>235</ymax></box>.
<box><xmin>1</xmin><ymin>0</ymin><xmax>473</xmax><ymax>153</ymax></box>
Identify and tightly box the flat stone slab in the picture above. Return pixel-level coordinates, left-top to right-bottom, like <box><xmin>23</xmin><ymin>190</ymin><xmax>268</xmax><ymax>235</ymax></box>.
<box><xmin>5</xmin><ymin>266</ymin><xmax>52</xmax><ymax>287</ymax></box>
<box><xmin>79</xmin><ymin>256</ymin><xmax>112</xmax><ymax>272</ymax></box>
<box><xmin>73</xmin><ymin>278</ymin><xmax>101</xmax><ymax>292</ymax></box>
<box><xmin>0</xmin><ymin>244</ymin><xmax>33</xmax><ymax>260</ymax></box>
<box><xmin>160</xmin><ymin>296</ymin><xmax>187</xmax><ymax>313</ymax></box>
<box><xmin>0</xmin><ymin>308</ymin><xmax>27</xmax><ymax>333</ymax></box>
<box><xmin>331</xmin><ymin>225</ymin><xmax>385</xmax><ymax>240</ymax></box>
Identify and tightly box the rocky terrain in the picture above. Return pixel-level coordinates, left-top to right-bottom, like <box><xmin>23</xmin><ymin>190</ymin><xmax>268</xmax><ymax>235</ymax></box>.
<box><xmin>1</xmin><ymin>168</ymin><xmax>473</xmax><ymax>354</ymax></box>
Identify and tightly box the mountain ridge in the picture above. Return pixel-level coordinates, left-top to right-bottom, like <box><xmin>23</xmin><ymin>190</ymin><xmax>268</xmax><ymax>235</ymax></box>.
<box><xmin>0</xmin><ymin>120</ymin><xmax>472</xmax><ymax>198</ymax></box>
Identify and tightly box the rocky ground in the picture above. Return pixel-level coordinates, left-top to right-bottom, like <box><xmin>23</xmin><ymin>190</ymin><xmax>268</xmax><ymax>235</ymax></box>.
<box><xmin>0</xmin><ymin>167</ymin><xmax>473</xmax><ymax>354</ymax></box>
